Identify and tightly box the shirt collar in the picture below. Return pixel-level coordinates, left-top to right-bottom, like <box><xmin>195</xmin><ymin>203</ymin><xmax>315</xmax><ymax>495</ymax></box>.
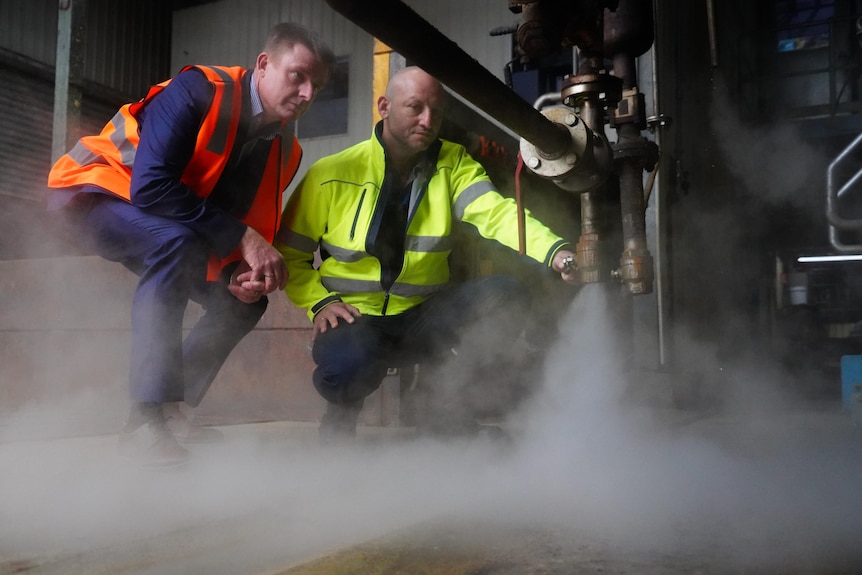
<box><xmin>374</xmin><ymin>120</ymin><xmax>441</xmax><ymax>179</ymax></box>
<box><xmin>249</xmin><ymin>71</ymin><xmax>264</xmax><ymax>118</ymax></box>
<box><xmin>248</xmin><ymin>71</ymin><xmax>281</xmax><ymax>140</ymax></box>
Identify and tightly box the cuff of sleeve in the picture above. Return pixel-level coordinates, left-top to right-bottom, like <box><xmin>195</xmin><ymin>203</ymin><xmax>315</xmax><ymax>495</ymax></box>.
<box><xmin>311</xmin><ymin>295</ymin><xmax>343</xmax><ymax>318</ymax></box>
<box><xmin>546</xmin><ymin>240</ymin><xmax>572</xmax><ymax>267</ymax></box>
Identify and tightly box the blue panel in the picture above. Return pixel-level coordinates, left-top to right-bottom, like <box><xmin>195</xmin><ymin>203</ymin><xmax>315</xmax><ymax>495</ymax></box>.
<box><xmin>840</xmin><ymin>355</ymin><xmax>862</xmax><ymax>411</ymax></box>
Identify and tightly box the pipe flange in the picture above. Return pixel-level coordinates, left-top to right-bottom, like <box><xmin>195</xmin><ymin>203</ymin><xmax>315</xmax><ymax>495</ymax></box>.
<box><xmin>520</xmin><ymin>106</ymin><xmax>588</xmax><ymax>174</ymax></box>
<box><xmin>519</xmin><ymin>106</ymin><xmax>612</xmax><ymax>192</ymax></box>
<box><xmin>613</xmin><ymin>138</ymin><xmax>659</xmax><ymax>170</ymax></box>
<box><xmin>561</xmin><ymin>73</ymin><xmax>623</xmax><ymax>108</ymax></box>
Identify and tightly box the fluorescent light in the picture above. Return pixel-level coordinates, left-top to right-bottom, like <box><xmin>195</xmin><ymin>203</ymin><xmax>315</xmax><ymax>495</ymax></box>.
<box><xmin>797</xmin><ymin>254</ymin><xmax>862</xmax><ymax>263</ymax></box>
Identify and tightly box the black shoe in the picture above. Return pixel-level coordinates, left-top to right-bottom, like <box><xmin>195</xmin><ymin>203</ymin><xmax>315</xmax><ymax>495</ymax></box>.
<box><xmin>117</xmin><ymin>419</ymin><xmax>189</xmax><ymax>468</ymax></box>
<box><xmin>319</xmin><ymin>401</ymin><xmax>362</xmax><ymax>446</ymax></box>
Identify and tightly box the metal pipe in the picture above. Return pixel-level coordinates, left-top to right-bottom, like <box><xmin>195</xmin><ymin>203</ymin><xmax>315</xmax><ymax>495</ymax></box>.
<box><xmin>612</xmin><ymin>50</ymin><xmax>654</xmax><ymax>295</ymax></box>
<box><xmin>650</xmin><ymin>0</ymin><xmax>669</xmax><ymax>366</ymax></box>
<box><xmin>826</xmin><ymin>130</ymin><xmax>862</xmax><ymax>252</ymax></box>
<box><xmin>706</xmin><ymin>0</ymin><xmax>718</xmax><ymax>67</ymax></box>
<box><xmin>324</xmin><ymin>0</ymin><xmax>571</xmax><ymax>157</ymax></box>
<box><xmin>575</xmin><ymin>192</ymin><xmax>602</xmax><ymax>283</ymax></box>
<box><xmin>533</xmin><ymin>92</ymin><xmax>562</xmax><ymax>111</ymax></box>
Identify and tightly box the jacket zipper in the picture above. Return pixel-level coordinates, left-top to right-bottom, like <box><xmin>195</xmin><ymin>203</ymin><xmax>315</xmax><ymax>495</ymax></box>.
<box><xmin>381</xmin><ymin>291</ymin><xmax>390</xmax><ymax>315</ymax></box>
<box><xmin>350</xmin><ymin>189</ymin><xmax>366</xmax><ymax>241</ymax></box>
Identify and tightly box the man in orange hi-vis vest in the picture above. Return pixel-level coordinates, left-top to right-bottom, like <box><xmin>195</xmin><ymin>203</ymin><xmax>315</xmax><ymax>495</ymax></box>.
<box><xmin>47</xmin><ymin>23</ymin><xmax>335</xmax><ymax>468</ymax></box>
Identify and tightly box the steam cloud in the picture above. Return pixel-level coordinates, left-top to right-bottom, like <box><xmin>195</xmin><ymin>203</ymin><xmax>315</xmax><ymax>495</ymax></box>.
<box><xmin>1</xmin><ymin>284</ymin><xmax>862</xmax><ymax>573</ymax></box>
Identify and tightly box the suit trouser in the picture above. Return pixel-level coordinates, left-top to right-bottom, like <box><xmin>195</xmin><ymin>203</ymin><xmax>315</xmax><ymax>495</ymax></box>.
<box><xmin>60</xmin><ymin>194</ymin><xmax>267</xmax><ymax>405</ymax></box>
<box><xmin>311</xmin><ymin>274</ymin><xmax>531</xmax><ymax>410</ymax></box>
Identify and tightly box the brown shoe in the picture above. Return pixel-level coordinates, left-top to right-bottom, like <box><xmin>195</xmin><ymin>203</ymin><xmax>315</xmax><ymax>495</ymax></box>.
<box><xmin>163</xmin><ymin>403</ymin><xmax>224</xmax><ymax>444</ymax></box>
<box><xmin>117</xmin><ymin>420</ymin><xmax>189</xmax><ymax>468</ymax></box>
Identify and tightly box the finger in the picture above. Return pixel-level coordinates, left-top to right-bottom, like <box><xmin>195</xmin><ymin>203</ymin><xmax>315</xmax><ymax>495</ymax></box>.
<box><xmin>313</xmin><ymin>318</ymin><xmax>328</xmax><ymax>339</ymax></box>
<box><xmin>262</xmin><ymin>275</ymin><xmax>278</xmax><ymax>294</ymax></box>
<box><xmin>241</xmin><ymin>279</ymin><xmax>266</xmax><ymax>292</ymax></box>
<box><xmin>227</xmin><ymin>284</ymin><xmax>261</xmax><ymax>304</ymax></box>
<box><xmin>272</xmin><ymin>262</ymin><xmax>288</xmax><ymax>290</ymax></box>
<box><xmin>235</xmin><ymin>269</ymin><xmax>256</xmax><ymax>284</ymax></box>
<box><xmin>339</xmin><ymin>310</ymin><xmax>357</xmax><ymax>324</ymax></box>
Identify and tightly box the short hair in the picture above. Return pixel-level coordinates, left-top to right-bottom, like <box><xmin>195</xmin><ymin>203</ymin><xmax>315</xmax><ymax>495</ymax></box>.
<box><xmin>263</xmin><ymin>22</ymin><xmax>337</xmax><ymax>80</ymax></box>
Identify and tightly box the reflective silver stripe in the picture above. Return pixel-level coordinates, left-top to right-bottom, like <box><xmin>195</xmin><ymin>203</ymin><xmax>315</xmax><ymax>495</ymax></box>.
<box><xmin>320</xmin><ymin>241</ymin><xmax>367</xmax><ymax>263</ymax></box>
<box><xmin>107</xmin><ymin>112</ymin><xmax>136</xmax><ymax>167</ymax></box>
<box><xmin>322</xmin><ymin>277</ymin><xmax>381</xmax><ymax>293</ymax></box>
<box><xmin>66</xmin><ymin>141</ymin><xmax>104</xmax><ymax>166</ymax></box>
<box><xmin>321</xmin><ymin>276</ymin><xmax>445</xmax><ymax>298</ymax></box>
<box><xmin>203</xmin><ymin>66</ymin><xmax>236</xmax><ymax>155</ymax></box>
<box><xmin>453</xmin><ymin>180</ymin><xmax>495</xmax><ymax>220</ymax></box>
<box><xmin>283</xmin><ymin>230</ymin><xmax>318</xmax><ymax>253</ymax></box>
<box><xmin>405</xmin><ymin>234</ymin><xmax>451</xmax><ymax>253</ymax></box>
<box><xmin>390</xmin><ymin>281</ymin><xmax>445</xmax><ymax>298</ymax></box>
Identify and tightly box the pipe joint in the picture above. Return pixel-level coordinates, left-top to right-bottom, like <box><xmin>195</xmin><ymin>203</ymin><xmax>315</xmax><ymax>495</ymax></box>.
<box><xmin>561</xmin><ymin>72</ymin><xmax>623</xmax><ymax>111</ymax></box>
<box><xmin>520</xmin><ymin>106</ymin><xmax>613</xmax><ymax>193</ymax></box>
<box><xmin>612</xmin><ymin>138</ymin><xmax>659</xmax><ymax>172</ymax></box>
<box><xmin>617</xmin><ymin>247</ymin><xmax>654</xmax><ymax>295</ymax></box>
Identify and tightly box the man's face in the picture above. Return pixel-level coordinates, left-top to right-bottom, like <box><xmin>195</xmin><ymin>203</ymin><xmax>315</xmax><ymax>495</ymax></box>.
<box><xmin>256</xmin><ymin>43</ymin><xmax>328</xmax><ymax>124</ymax></box>
<box><xmin>379</xmin><ymin>73</ymin><xmax>445</xmax><ymax>157</ymax></box>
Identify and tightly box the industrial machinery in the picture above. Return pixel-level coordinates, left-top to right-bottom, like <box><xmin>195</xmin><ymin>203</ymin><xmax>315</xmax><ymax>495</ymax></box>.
<box><xmin>325</xmin><ymin>0</ymin><xmax>659</xmax><ymax>295</ymax></box>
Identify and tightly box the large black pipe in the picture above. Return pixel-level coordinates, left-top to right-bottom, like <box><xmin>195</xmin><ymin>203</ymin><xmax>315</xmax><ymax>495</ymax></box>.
<box><xmin>325</xmin><ymin>0</ymin><xmax>571</xmax><ymax>157</ymax></box>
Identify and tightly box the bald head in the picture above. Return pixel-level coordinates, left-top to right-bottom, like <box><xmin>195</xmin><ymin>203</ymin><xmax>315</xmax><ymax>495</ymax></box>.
<box><xmin>385</xmin><ymin>66</ymin><xmax>446</xmax><ymax>101</ymax></box>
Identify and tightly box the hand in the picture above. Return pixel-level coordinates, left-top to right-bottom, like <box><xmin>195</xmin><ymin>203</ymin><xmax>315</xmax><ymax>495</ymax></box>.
<box><xmin>312</xmin><ymin>302</ymin><xmax>361</xmax><ymax>342</ymax></box>
<box><xmin>227</xmin><ymin>260</ymin><xmax>267</xmax><ymax>303</ymax></box>
<box><xmin>552</xmin><ymin>249</ymin><xmax>581</xmax><ymax>286</ymax></box>
<box><xmin>236</xmin><ymin>227</ymin><xmax>288</xmax><ymax>296</ymax></box>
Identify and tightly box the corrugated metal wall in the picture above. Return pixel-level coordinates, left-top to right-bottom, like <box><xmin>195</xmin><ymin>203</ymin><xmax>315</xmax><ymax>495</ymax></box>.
<box><xmin>0</xmin><ymin>0</ymin><xmax>172</xmax><ymax>260</ymax></box>
<box><xmin>0</xmin><ymin>0</ymin><xmax>171</xmax><ymax>209</ymax></box>
<box><xmin>0</xmin><ymin>0</ymin><xmax>61</xmax><ymax>66</ymax></box>
<box><xmin>0</xmin><ymin>0</ymin><xmax>171</xmax><ymax>97</ymax></box>
<box><xmin>406</xmin><ymin>0</ymin><xmax>515</xmax><ymax>81</ymax></box>
<box><xmin>171</xmin><ymin>0</ymin><xmax>518</xmax><ymax>188</ymax></box>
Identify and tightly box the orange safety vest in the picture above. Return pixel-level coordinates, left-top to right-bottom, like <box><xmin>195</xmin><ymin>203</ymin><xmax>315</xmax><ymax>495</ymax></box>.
<box><xmin>48</xmin><ymin>65</ymin><xmax>303</xmax><ymax>280</ymax></box>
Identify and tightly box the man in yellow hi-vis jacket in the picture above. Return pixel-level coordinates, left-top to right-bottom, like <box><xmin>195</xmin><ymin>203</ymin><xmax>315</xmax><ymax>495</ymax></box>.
<box><xmin>277</xmin><ymin>67</ymin><xmax>579</xmax><ymax>442</ymax></box>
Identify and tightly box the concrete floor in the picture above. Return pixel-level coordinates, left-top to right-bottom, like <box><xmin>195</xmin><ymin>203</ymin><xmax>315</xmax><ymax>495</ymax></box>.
<box><xmin>2</xmin><ymin>401</ymin><xmax>862</xmax><ymax>575</ymax></box>
<box><xmin>3</xmin><ymin>282</ymin><xmax>861</xmax><ymax>574</ymax></box>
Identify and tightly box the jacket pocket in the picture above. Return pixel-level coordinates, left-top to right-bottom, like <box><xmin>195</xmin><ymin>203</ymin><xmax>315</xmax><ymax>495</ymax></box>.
<box><xmin>349</xmin><ymin>189</ymin><xmax>366</xmax><ymax>241</ymax></box>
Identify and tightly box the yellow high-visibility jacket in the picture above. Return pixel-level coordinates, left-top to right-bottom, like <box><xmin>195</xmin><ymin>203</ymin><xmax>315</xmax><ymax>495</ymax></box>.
<box><xmin>278</xmin><ymin>125</ymin><xmax>569</xmax><ymax>320</ymax></box>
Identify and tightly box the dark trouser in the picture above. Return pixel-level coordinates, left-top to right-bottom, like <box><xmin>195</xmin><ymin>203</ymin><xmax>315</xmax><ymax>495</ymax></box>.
<box><xmin>311</xmin><ymin>275</ymin><xmax>531</xmax><ymax>419</ymax></box>
<box><xmin>58</xmin><ymin>194</ymin><xmax>267</xmax><ymax>406</ymax></box>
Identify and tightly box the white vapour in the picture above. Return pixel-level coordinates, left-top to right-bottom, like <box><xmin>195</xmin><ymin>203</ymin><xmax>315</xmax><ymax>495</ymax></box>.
<box><xmin>1</xmin><ymin>284</ymin><xmax>862</xmax><ymax>573</ymax></box>
<box><xmin>709</xmin><ymin>79</ymin><xmax>829</xmax><ymax>210</ymax></box>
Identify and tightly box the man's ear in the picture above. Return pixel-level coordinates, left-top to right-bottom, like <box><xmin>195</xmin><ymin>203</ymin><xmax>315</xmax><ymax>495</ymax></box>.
<box><xmin>256</xmin><ymin>52</ymin><xmax>268</xmax><ymax>75</ymax></box>
<box><xmin>377</xmin><ymin>95</ymin><xmax>390</xmax><ymax>119</ymax></box>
